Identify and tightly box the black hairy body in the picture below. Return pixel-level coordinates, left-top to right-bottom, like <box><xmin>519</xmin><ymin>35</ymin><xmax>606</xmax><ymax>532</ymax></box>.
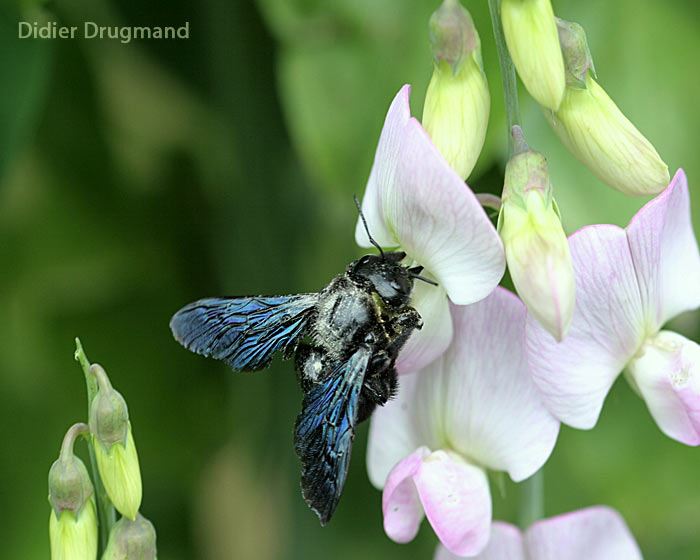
<box><xmin>170</xmin><ymin>251</ymin><xmax>425</xmax><ymax>524</ymax></box>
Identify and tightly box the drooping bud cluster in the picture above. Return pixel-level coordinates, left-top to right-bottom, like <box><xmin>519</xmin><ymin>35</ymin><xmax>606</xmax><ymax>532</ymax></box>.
<box><xmin>498</xmin><ymin>127</ymin><xmax>574</xmax><ymax>341</ymax></box>
<box><xmin>422</xmin><ymin>0</ymin><xmax>489</xmax><ymax>180</ymax></box>
<box><xmin>498</xmin><ymin>4</ymin><xmax>669</xmax><ymax>196</ymax></box>
<box><xmin>48</xmin><ymin>340</ymin><xmax>155</xmax><ymax>559</ymax></box>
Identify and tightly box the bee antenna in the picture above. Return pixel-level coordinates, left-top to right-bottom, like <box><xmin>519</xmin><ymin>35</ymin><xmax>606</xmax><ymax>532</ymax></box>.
<box><xmin>409</xmin><ymin>273</ymin><xmax>439</xmax><ymax>287</ymax></box>
<box><xmin>353</xmin><ymin>194</ymin><xmax>386</xmax><ymax>259</ymax></box>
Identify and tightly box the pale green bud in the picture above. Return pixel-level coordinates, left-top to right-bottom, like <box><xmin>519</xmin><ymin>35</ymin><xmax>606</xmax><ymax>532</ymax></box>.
<box><xmin>49</xmin><ymin>423</ymin><xmax>98</xmax><ymax>560</ymax></box>
<box><xmin>547</xmin><ymin>18</ymin><xmax>670</xmax><ymax>195</ymax></box>
<box><xmin>48</xmin><ymin>455</ymin><xmax>94</xmax><ymax>517</ymax></box>
<box><xmin>50</xmin><ymin>500</ymin><xmax>98</xmax><ymax>560</ymax></box>
<box><xmin>499</xmin><ymin>128</ymin><xmax>575</xmax><ymax>340</ymax></box>
<box><xmin>93</xmin><ymin>426</ymin><xmax>142</xmax><ymax>520</ymax></box>
<box><xmin>103</xmin><ymin>514</ymin><xmax>158</xmax><ymax>560</ymax></box>
<box><xmin>546</xmin><ymin>74</ymin><xmax>669</xmax><ymax>196</ymax></box>
<box><xmin>501</xmin><ymin>0</ymin><xmax>565</xmax><ymax>110</ymax></box>
<box><xmin>89</xmin><ymin>364</ymin><xmax>143</xmax><ymax>520</ymax></box>
<box><xmin>422</xmin><ymin>0</ymin><xmax>489</xmax><ymax>180</ymax></box>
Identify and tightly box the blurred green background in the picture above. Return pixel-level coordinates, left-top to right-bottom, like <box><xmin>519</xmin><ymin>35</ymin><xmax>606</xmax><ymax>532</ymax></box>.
<box><xmin>1</xmin><ymin>0</ymin><xmax>698</xmax><ymax>558</ymax></box>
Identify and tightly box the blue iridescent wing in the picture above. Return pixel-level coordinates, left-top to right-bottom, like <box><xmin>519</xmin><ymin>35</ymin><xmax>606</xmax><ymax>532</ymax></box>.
<box><xmin>170</xmin><ymin>294</ymin><xmax>318</xmax><ymax>371</ymax></box>
<box><xmin>294</xmin><ymin>346</ymin><xmax>371</xmax><ymax>524</ymax></box>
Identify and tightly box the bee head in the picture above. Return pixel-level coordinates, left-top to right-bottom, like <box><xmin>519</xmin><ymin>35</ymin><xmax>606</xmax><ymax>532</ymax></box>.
<box><xmin>350</xmin><ymin>251</ymin><xmax>415</xmax><ymax>308</ymax></box>
<box><xmin>351</xmin><ymin>195</ymin><xmax>438</xmax><ymax>306</ymax></box>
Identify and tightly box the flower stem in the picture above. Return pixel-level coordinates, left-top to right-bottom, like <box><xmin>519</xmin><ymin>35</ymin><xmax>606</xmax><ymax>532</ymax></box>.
<box><xmin>518</xmin><ymin>469</ymin><xmax>545</xmax><ymax>528</ymax></box>
<box><xmin>75</xmin><ymin>338</ymin><xmax>116</xmax><ymax>551</ymax></box>
<box><xmin>488</xmin><ymin>0</ymin><xmax>545</xmax><ymax>528</ymax></box>
<box><xmin>59</xmin><ymin>422</ymin><xmax>90</xmax><ymax>461</ymax></box>
<box><xmin>488</xmin><ymin>0</ymin><xmax>521</xmax><ymax>157</ymax></box>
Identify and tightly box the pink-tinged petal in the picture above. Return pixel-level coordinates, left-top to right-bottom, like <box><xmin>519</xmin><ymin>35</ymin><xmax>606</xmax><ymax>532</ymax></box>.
<box><xmin>628</xmin><ymin>330</ymin><xmax>700</xmax><ymax>446</ymax></box>
<box><xmin>525</xmin><ymin>506</ymin><xmax>642</xmax><ymax>560</ymax></box>
<box><xmin>626</xmin><ymin>169</ymin><xmax>700</xmax><ymax>328</ymax></box>
<box><xmin>356</xmin><ymin>85</ymin><xmax>505</xmax><ymax>305</ymax></box>
<box><xmin>414</xmin><ymin>450</ymin><xmax>492</xmax><ymax>557</ymax></box>
<box><xmin>438</xmin><ymin>288</ymin><xmax>559</xmax><ymax>480</ymax></box>
<box><xmin>367</xmin><ymin>373</ymin><xmax>423</xmax><ymax>489</ymax></box>
<box><xmin>355</xmin><ymin>86</ymin><xmax>410</xmax><ymax>250</ymax></box>
<box><xmin>434</xmin><ymin>522</ymin><xmax>525</xmax><ymax>560</ymax></box>
<box><xmin>526</xmin><ymin>226</ymin><xmax>647</xmax><ymax>429</ymax></box>
<box><xmin>382</xmin><ymin>447</ymin><xmax>429</xmax><ymax>543</ymax></box>
<box><xmin>396</xmin><ymin>282</ymin><xmax>453</xmax><ymax>375</ymax></box>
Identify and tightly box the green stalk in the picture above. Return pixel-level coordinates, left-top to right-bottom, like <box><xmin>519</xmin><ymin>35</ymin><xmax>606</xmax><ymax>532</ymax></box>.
<box><xmin>75</xmin><ymin>338</ymin><xmax>117</xmax><ymax>551</ymax></box>
<box><xmin>518</xmin><ymin>469</ymin><xmax>544</xmax><ymax>528</ymax></box>
<box><xmin>488</xmin><ymin>0</ymin><xmax>545</xmax><ymax>528</ymax></box>
<box><xmin>488</xmin><ymin>0</ymin><xmax>521</xmax><ymax>157</ymax></box>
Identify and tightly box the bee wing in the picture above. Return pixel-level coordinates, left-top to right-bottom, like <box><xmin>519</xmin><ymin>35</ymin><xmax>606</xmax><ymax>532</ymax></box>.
<box><xmin>294</xmin><ymin>345</ymin><xmax>372</xmax><ymax>524</ymax></box>
<box><xmin>170</xmin><ymin>294</ymin><xmax>318</xmax><ymax>371</ymax></box>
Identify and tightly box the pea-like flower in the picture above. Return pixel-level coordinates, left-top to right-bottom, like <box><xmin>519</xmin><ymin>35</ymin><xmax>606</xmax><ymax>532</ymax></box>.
<box><xmin>356</xmin><ymin>85</ymin><xmax>505</xmax><ymax>373</ymax></box>
<box><xmin>527</xmin><ymin>170</ymin><xmax>700</xmax><ymax>445</ymax></box>
<box><xmin>367</xmin><ymin>288</ymin><xmax>559</xmax><ymax>556</ymax></box>
<box><xmin>435</xmin><ymin>506</ymin><xmax>642</xmax><ymax>560</ymax></box>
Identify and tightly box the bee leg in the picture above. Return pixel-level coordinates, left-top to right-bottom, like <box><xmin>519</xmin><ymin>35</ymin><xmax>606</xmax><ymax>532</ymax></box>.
<box><xmin>356</xmin><ymin>351</ymin><xmax>397</xmax><ymax>423</ymax></box>
<box><xmin>386</xmin><ymin>307</ymin><xmax>423</xmax><ymax>358</ymax></box>
<box><xmin>295</xmin><ymin>343</ymin><xmax>326</xmax><ymax>392</ymax></box>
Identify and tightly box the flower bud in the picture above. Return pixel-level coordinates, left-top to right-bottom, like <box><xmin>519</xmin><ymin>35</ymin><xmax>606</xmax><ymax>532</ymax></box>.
<box><xmin>103</xmin><ymin>514</ymin><xmax>158</xmax><ymax>560</ymax></box>
<box><xmin>49</xmin><ymin>423</ymin><xmax>98</xmax><ymax>560</ymax></box>
<box><xmin>89</xmin><ymin>364</ymin><xmax>142</xmax><ymax>520</ymax></box>
<box><xmin>501</xmin><ymin>0</ymin><xmax>565</xmax><ymax>111</ymax></box>
<box><xmin>546</xmin><ymin>18</ymin><xmax>670</xmax><ymax>195</ymax></box>
<box><xmin>422</xmin><ymin>0</ymin><xmax>489</xmax><ymax>180</ymax></box>
<box><xmin>499</xmin><ymin>127</ymin><xmax>574</xmax><ymax>341</ymax></box>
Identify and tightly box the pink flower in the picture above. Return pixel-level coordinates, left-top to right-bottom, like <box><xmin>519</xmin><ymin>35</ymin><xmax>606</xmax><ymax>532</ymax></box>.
<box><xmin>435</xmin><ymin>506</ymin><xmax>642</xmax><ymax>560</ymax></box>
<box><xmin>367</xmin><ymin>288</ymin><xmax>559</xmax><ymax>556</ymax></box>
<box><xmin>355</xmin><ymin>85</ymin><xmax>505</xmax><ymax>374</ymax></box>
<box><xmin>527</xmin><ymin>170</ymin><xmax>700</xmax><ymax>445</ymax></box>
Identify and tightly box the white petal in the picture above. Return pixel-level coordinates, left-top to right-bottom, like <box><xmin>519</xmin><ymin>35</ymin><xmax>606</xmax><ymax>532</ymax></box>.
<box><xmin>628</xmin><ymin>330</ymin><xmax>700</xmax><ymax>446</ymax></box>
<box><xmin>434</xmin><ymin>522</ymin><xmax>525</xmax><ymax>560</ymax></box>
<box><xmin>355</xmin><ymin>85</ymin><xmax>505</xmax><ymax>304</ymax></box>
<box><xmin>439</xmin><ymin>289</ymin><xmax>559</xmax><ymax>481</ymax></box>
<box><xmin>626</xmin><ymin>169</ymin><xmax>700</xmax><ymax>328</ymax></box>
<box><xmin>414</xmin><ymin>451</ymin><xmax>492</xmax><ymax>557</ymax></box>
<box><xmin>526</xmin><ymin>225</ymin><xmax>647</xmax><ymax>429</ymax></box>
<box><xmin>395</xmin><ymin>282</ymin><xmax>453</xmax><ymax>375</ymax></box>
<box><xmin>366</xmin><ymin>371</ymin><xmax>423</xmax><ymax>489</ymax></box>
<box><xmin>525</xmin><ymin>506</ymin><xmax>642</xmax><ymax>560</ymax></box>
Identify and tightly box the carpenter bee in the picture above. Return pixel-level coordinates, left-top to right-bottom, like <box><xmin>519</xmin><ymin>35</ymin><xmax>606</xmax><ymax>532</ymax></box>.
<box><xmin>169</xmin><ymin>204</ymin><xmax>435</xmax><ymax>524</ymax></box>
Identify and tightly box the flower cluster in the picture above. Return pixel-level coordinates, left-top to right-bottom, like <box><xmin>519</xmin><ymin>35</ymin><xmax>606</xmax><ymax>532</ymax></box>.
<box><xmin>48</xmin><ymin>340</ymin><xmax>157</xmax><ymax>560</ymax></box>
<box><xmin>356</xmin><ymin>0</ymin><xmax>696</xmax><ymax>557</ymax></box>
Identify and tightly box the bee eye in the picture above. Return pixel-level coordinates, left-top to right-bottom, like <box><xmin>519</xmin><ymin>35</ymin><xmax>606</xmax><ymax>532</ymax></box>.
<box><xmin>390</xmin><ymin>281</ymin><xmax>400</xmax><ymax>290</ymax></box>
<box><xmin>359</xmin><ymin>256</ymin><xmax>370</xmax><ymax>265</ymax></box>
